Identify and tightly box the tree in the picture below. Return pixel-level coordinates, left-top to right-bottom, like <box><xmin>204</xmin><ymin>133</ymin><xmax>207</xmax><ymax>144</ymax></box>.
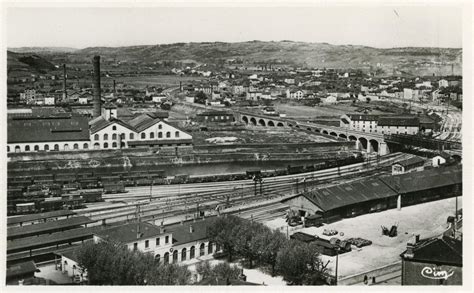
<box><xmin>195</xmin><ymin>91</ymin><xmax>207</xmax><ymax>104</ymax></box>
<box><xmin>258</xmin><ymin>230</ymin><xmax>287</xmax><ymax>276</ymax></box>
<box><xmin>75</xmin><ymin>240</ymin><xmax>191</xmax><ymax>285</ymax></box>
<box><xmin>207</xmin><ymin>215</ymin><xmax>242</xmax><ymax>262</ymax></box>
<box><xmin>276</xmin><ymin>241</ymin><xmax>329</xmax><ymax>285</ymax></box>
<box><xmin>196</xmin><ymin>261</ymin><xmax>241</xmax><ymax>282</ymax></box>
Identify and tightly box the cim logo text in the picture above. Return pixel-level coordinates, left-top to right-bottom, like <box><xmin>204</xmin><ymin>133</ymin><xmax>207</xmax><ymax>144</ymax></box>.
<box><xmin>421</xmin><ymin>267</ymin><xmax>454</xmax><ymax>280</ymax></box>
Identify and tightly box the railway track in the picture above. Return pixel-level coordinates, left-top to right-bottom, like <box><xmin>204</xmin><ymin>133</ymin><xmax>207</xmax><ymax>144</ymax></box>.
<box><xmin>75</xmin><ymin>152</ymin><xmax>412</xmax><ymax>225</ymax></box>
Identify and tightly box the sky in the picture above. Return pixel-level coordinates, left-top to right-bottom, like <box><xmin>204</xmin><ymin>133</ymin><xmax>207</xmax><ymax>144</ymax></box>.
<box><xmin>5</xmin><ymin>5</ymin><xmax>463</xmax><ymax>49</ymax></box>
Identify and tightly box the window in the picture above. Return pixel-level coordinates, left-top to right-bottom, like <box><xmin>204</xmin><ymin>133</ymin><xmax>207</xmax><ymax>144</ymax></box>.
<box><xmin>175</xmin><ymin>131</ymin><xmax>179</xmax><ymax>138</ymax></box>
<box><xmin>208</xmin><ymin>242</ymin><xmax>213</xmax><ymax>254</ymax></box>
<box><xmin>112</xmin><ymin>142</ymin><xmax>117</xmax><ymax>148</ymax></box>
<box><xmin>103</xmin><ymin>142</ymin><xmax>108</xmax><ymax>148</ymax></box>
<box><xmin>156</xmin><ymin>238</ymin><xmax>160</xmax><ymax>246</ymax></box>
<box><xmin>64</xmin><ymin>144</ymin><xmax>69</xmax><ymax>151</ymax></box>
<box><xmin>94</xmin><ymin>134</ymin><xmax>99</xmax><ymax>141</ymax></box>
<box><xmin>181</xmin><ymin>248</ymin><xmax>187</xmax><ymax>261</ymax></box>
<box><xmin>7</xmin><ymin>146</ymin><xmax>10</xmax><ymax>152</ymax></box>
<box><xmin>103</xmin><ymin>134</ymin><xmax>108</xmax><ymax>140</ymax></box>
<box><xmin>190</xmin><ymin>246</ymin><xmax>195</xmax><ymax>259</ymax></box>
<box><xmin>54</xmin><ymin>144</ymin><xmax>59</xmax><ymax>151</ymax></box>
<box><xmin>112</xmin><ymin>133</ymin><xmax>117</xmax><ymax>140</ymax></box>
<box><xmin>155</xmin><ymin>254</ymin><xmax>160</xmax><ymax>263</ymax></box>
<box><xmin>166</xmin><ymin>132</ymin><xmax>171</xmax><ymax>138</ymax></box>
<box><xmin>44</xmin><ymin>145</ymin><xmax>49</xmax><ymax>151</ymax></box>
<box><xmin>25</xmin><ymin>145</ymin><xmax>30</xmax><ymax>152</ymax></box>
<box><xmin>34</xmin><ymin>145</ymin><xmax>39</xmax><ymax>151</ymax></box>
<box><xmin>93</xmin><ymin>143</ymin><xmax>100</xmax><ymax>149</ymax></box>
<box><xmin>133</xmin><ymin>243</ymin><xmax>138</xmax><ymax>251</ymax></box>
<box><xmin>129</xmin><ymin>133</ymin><xmax>134</xmax><ymax>140</ymax></box>
<box><xmin>158</xmin><ymin>132</ymin><xmax>162</xmax><ymax>138</ymax></box>
<box><xmin>165</xmin><ymin>236</ymin><xmax>169</xmax><ymax>244</ymax></box>
<box><xmin>83</xmin><ymin>143</ymin><xmax>89</xmax><ymax>149</ymax></box>
<box><xmin>141</xmin><ymin>133</ymin><xmax>146</xmax><ymax>139</ymax></box>
<box><xmin>200</xmin><ymin>243</ymin><xmax>205</xmax><ymax>256</ymax></box>
<box><xmin>158</xmin><ymin>124</ymin><xmax>162</xmax><ymax>129</ymax></box>
<box><xmin>15</xmin><ymin>146</ymin><xmax>21</xmax><ymax>153</ymax></box>
<box><xmin>173</xmin><ymin>250</ymin><xmax>178</xmax><ymax>263</ymax></box>
<box><xmin>145</xmin><ymin>240</ymin><xmax>149</xmax><ymax>248</ymax></box>
<box><xmin>120</xmin><ymin>133</ymin><xmax>125</xmax><ymax>139</ymax></box>
<box><xmin>112</xmin><ymin>125</ymin><xmax>117</xmax><ymax>130</ymax></box>
<box><xmin>150</xmin><ymin>132</ymin><xmax>154</xmax><ymax>139</ymax></box>
<box><xmin>73</xmin><ymin>143</ymin><xmax>79</xmax><ymax>150</ymax></box>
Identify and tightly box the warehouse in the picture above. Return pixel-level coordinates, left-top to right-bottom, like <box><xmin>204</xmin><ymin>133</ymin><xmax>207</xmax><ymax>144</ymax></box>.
<box><xmin>282</xmin><ymin>165</ymin><xmax>462</xmax><ymax>224</ymax></box>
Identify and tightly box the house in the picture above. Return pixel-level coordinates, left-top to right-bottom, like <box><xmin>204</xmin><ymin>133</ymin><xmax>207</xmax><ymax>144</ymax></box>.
<box><xmin>284</xmin><ymin>78</ymin><xmax>295</xmax><ymax>84</ymax></box>
<box><xmin>152</xmin><ymin>94</ymin><xmax>167</xmax><ymax>103</ymax></box>
<box><xmin>432</xmin><ymin>152</ymin><xmax>452</xmax><ymax>167</ymax></box>
<box><xmin>211</xmin><ymin>91</ymin><xmax>221</xmax><ymax>100</ymax></box>
<box><xmin>392</xmin><ymin>156</ymin><xmax>425</xmax><ymax>175</ymax></box>
<box><xmin>246</xmin><ymin>91</ymin><xmax>262</xmax><ymax>101</ymax></box>
<box><xmin>400</xmin><ymin>235</ymin><xmax>462</xmax><ymax>285</ymax></box>
<box><xmin>231</xmin><ymin>85</ymin><xmax>245</xmax><ymax>95</ymax></box>
<box><xmin>339</xmin><ymin>114</ymin><xmax>379</xmax><ymax>133</ymax></box>
<box><xmin>44</xmin><ymin>96</ymin><xmax>55</xmax><ymax>105</ymax></box>
<box><xmin>438</xmin><ymin>79</ymin><xmax>449</xmax><ymax>88</ymax></box>
<box><xmin>195</xmin><ymin>111</ymin><xmax>234</xmax><ymax>124</ymax></box>
<box><xmin>286</xmin><ymin>89</ymin><xmax>304</xmax><ymax>99</ymax></box>
<box><xmin>377</xmin><ymin>116</ymin><xmax>420</xmax><ymax>135</ymax></box>
<box><xmin>19</xmin><ymin>89</ymin><xmax>36</xmax><ymax>104</ymax></box>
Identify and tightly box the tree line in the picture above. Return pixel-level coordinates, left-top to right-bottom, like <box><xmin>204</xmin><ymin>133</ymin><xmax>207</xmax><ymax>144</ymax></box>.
<box><xmin>207</xmin><ymin>215</ymin><xmax>331</xmax><ymax>285</ymax></box>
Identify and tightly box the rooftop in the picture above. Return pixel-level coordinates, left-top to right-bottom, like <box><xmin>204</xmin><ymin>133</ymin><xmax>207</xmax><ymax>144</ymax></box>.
<box><xmin>8</xmin><ymin>115</ymin><xmax>90</xmax><ymax>144</ymax></box>
<box><xmin>401</xmin><ymin>236</ymin><xmax>462</xmax><ymax>266</ymax></box>
<box><xmin>378</xmin><ymin>116</ymin><xmax>419</xmax><ymax>127</ymax></box>
<box><xmin>7</xmin><ymin>210</ymin><xmax>76</xmax><ymax>226</ymax></box>
<box><xmin>393</xmin><ymin>156</ymin><xmax>425</xmax><ymax>168</ymax></box>
<box><xmin>95</xmin><ymin>222</ymin><xmax>167</xmax><ymax>244</ymax></box>
<box><xmin>168</xmin><ymin>217</ymin><xmax>217</xmax><ymax>245</ymax></box>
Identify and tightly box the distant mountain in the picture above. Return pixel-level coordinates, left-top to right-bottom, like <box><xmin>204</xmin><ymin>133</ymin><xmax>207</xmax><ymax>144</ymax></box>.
<box><xmin>8</xmin><ymin>41</ymin><xmax>463</xmax><ymax>76</ymax></box>
<box><xmin>8</xmin><ymin>47</ymin><xmax>78</xmax><ymax>53</ymax></box>
<box><xmin>7</xmin><ymin>51</ymin><xmax>57</xmax><ymax>76</ymax></box>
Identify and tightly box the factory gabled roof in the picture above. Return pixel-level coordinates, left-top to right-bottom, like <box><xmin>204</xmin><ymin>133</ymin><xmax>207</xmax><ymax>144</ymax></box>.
<box><xmin>392</xmin><ymin>156</ymin><xmax>425</xmax><ymax>168</ymax></box>
<box><xmin>299</xmin><ymin>178</ymin><xmax>398</xmax><ymax>212</ymax></box>
<box><xmin>378</xmin><ymin>116</ymin><xmax>419</xmax><ymax>127</ymax></box>
<box><xmin>380</xmin><ymin>164</ymin><xmax>462</xmax><ymax>194</ymax></box>
<box><xmin>168</xmin><ymin>217</ymin><xmax>217</xmax><ymax>245</ymax></box>
<box><xmin>347</xmin><ymin>114</ymin><xmax>379</xmax><ymax>121</ymax></box>
<box><xmin>8</xmin><ymin>115</ymin><xmax>90</xmax><ymax>143</ymax></box>
<box><xmin>128</xmin><ymin>114</ymin><xmax>161</xmax><ymax>133</ymax></box>
<box><xmin>88</xmin><ymin>116</ymin><xmax>136</xmax><ymax>134</ymax></box>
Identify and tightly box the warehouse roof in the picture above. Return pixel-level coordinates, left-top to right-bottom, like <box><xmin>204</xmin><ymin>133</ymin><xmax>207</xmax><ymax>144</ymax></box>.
<box><xmin>347</xmin><ymin>114</ymin><xmax>379</xmax><ymax>121</ymax></box>
<box><xmin>6</xmin><ymin>261</ymin><xmax>38</xmax><ymax>280</ymax></box>
<box><xmin>95</xmin><ymin>222</ymin><xmax>166</xmax><ymax>244</ymax></box>
<box><xmin>7</xmin><ymin>210</ymin><xmax>76</xmax><ymax>226</ymax></box>
<box><xmin>300</xmin><ymin>178</ymin><xmax>397</xmax><ymax>212</ymax></box>
<box><xmin>8</xmin><ymin>115</ymin><xmax>90</xmax><ymax>143</ymax></box>
<box><xmin>393</xmin><ymin>156</ymin><xmax>425</xmax><ymax>168</ymax></box>
<box><xmin>380</xmin><ymin>164</ymin><xmax>462</xmax><ymax>194</ymax></box>
<box><xmin>7</xmin><ymin>228</ymin><xmax>94</xmax><ymax>253</ymax></box>
<box><xmin>7</xmin><ymin>216</ymin><xmax>95</xmax><ymax>240</ymax></box>
<box><xmin>128</xmin><ymin>114</ymin><xmax>161</xmax><ymax>132</ymax></box>
<box><xmin>88</xmin><ymin>116</ymin><xmax>135</xmax><ymax>133</ymax></box>
<box><xmin>127</xmin><ymin>139</ymin><xmax>193</xmax><ymax>146</ymax></box>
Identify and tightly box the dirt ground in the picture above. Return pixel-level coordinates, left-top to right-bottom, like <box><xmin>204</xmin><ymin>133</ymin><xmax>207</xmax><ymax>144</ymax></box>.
<box><xmin>265</xmin><ymin>197</ymin><xmax>462</xmax><ymax>278</ymax></box>
<box><xmin>192</xmin><ymin>128</ymin><xmax>336</xmax><ymax>145</ymax></box>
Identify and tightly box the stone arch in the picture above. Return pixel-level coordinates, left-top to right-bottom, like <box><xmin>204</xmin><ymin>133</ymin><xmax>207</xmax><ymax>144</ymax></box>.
<box><xmin>288</xmin><ymin>123</ymin><xmax>293</xmax><ymax>127</ymax></box>
<box><xmin>258</xmin><ymin>119</ymin><xmax>266</xmax><ymax>126</ymax></box>
<box><xmin>268</xmin><ymin>121</ymin><xmax>275</xmax><ymax>127</ymax></box>
<box><xmin>250</xmin><ymin>117</ymin><xmax>257</xmax><ymax>126</ymax></box>
<box><xmin>330</xmin><ymin>132</ymin><xmax>338</xmax><ymax>137</ymax></box>
<box><xmin>322</xmin><ymin>130</ymin><xmax>329</xmax><ymax>135</ymax></box>
<box><xmin>358</xmin><ymin>137</ymin><xmax>368</xmax><ymax>151</ymax></box>
<box><xmin>339</xmin><ymin>134</ymin><xmax>347</xmax><ymax>140</ymax></box>
<box><xmin>242</xmin><ymin>116</ymin><xmax>249</xmax><ymax>124</ymax></box>
<box><xmin>277</xmin><ymin>122</ymin><xmax>284</xmax><ymax>127</ymax></box>
<box><xmin>315</xmin><ymin>128</ymin><xmax>321</xmax><ymax>133</ymax></box>
<box><xmin>349</xmin><ymin>135</ymin><xmax>357</xmax><ymax>141</ymax></box>
<box><xmin>369</xmin><ymin>139</ymin><xmax>379</xmax><ymax>153</ymax></box>
<box><xmin>307</xmin><ymin>127</ymin><xmax>312</xmax><ymax>131</ymax></box>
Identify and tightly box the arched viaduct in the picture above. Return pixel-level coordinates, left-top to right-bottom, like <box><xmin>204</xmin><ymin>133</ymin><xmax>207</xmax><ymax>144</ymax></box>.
<box><xmin>236</xmin><ymin>112</ymin><xmax>390</xmax><ymax>155</ymax></box>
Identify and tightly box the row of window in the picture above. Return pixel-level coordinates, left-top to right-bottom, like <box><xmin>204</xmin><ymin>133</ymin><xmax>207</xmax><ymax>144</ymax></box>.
<box><xmin>94</xmin><ymin>131</ymin><xmax>180</xmax><ymax>141</ymax></box>
<box><xmin>8</xmin><ymin>143</ymin><xmax>89</xmax><ymax>153</ymax></box>
<box><xmin>134</xmin><ymin>236</ymin><xmax>170</xmax><ymax>251</ymax></box>
<box><xmin>154</xmin><ymin>242</ymin><xmax>221</xmax><ymax>264</ymax></box>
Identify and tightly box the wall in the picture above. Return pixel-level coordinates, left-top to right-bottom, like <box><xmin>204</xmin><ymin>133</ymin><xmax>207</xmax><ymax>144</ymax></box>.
<box><xmin>285</xmin><ymin>195</ymin><xmax>323</xmax><ymax>216</ymax></box>
<box><xmin>8</xmin><ymin>140</ymin><xmax>91</xmax><ymax>153</ymax></box>
<box><xmin>378</xmin><ymin>125</ymin><xmax>418</xmax><ymax>135</ymax></box>
<box><xmin>402</xmin><ymin>260</ymin><xmax>462</xmax><ymax>285</ymax></box>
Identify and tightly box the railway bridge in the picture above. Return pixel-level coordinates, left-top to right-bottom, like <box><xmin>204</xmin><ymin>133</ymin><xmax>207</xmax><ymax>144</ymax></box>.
<box><xmin>235</xmin><ymin>111</ymin><xmax>390</xmax><ymax>155</ymax></box>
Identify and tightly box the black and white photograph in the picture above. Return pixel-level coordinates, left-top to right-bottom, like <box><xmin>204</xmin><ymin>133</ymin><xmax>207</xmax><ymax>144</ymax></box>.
<box><xmin>1</xmin><ymin>0</ymin><xmax>471</xmax><ymax>289</ymax></box>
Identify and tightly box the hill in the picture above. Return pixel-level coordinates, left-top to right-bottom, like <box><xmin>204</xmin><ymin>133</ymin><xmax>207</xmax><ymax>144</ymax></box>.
<box><xmin>8</xmin><ymin>41</ymin><xmax>463</xmax><ymax>76</ymax></box>
<box><xmin>7</xmin><ymin>51</ymin><xmax>58</xmax><ymax>77</ymax></box>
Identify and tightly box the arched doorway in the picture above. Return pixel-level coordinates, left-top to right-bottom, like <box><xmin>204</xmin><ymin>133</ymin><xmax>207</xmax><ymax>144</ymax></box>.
<box><xmin>164</xmin><ymin>252</ymin><xmax>169</xmax><ymax>264</ymax></box>
<box><xmin>181</xmin><ymin>248</ymin><xmax>187</xmax><ymax>261</ymax></box>
<box><xmin>173</xmin><ymin>250</ymin><xmax>178</xmax><ymax>263</ymax></box>
<box><xmin>208</xmin><ymin>242</ymin><xmax>214</xmax><ymax>254</ymax></box>
<box><xmin>155</xmin><ymin>254</ymin><xmax>160</xmax><ymax>263</ymax></box>
<box><xmin>190</xmin><ymin>246</ymin><xmax>195</xmax><ymax>259</ymax></box>
<box><xmin>200</xmin><ymin>243</ymin><xmax>205</xmax><ymax>256</ymax></box>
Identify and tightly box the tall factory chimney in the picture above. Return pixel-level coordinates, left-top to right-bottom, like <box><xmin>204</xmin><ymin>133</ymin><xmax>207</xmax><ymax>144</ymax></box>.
<box><xmin>93</xmin><ymin>56</ymin><xmax>102</xmax><ymax>118</ymax></box>
<box><xmin>113</xmin><ymin>79</ymin><xmax>116</xmax><ymax>98</ymax></box>
<box><xmin>62</xmin><ymin>64</ymin><xmax>67</xmax><ymax>101</ymax></box>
